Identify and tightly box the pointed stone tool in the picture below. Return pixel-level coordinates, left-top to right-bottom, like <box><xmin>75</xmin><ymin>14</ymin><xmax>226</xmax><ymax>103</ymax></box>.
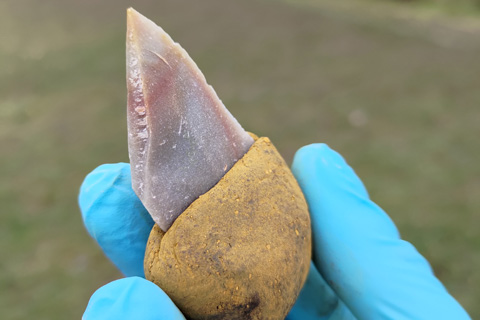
<box><xmin>126</xmin><ymin>8</ymin><xmax>254</xmax><ymax>231</ymax></box>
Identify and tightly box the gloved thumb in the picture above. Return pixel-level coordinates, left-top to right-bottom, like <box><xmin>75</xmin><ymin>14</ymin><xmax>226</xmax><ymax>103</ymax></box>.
<box><xmin>83</xmin><ymin>277</ymin><xmax>185</xmax><ymax>320</ymax></box>
<box><xmin>292</xmin><ymin>144</ymin><xmax>470</xmax><ymax>320</ymax></box>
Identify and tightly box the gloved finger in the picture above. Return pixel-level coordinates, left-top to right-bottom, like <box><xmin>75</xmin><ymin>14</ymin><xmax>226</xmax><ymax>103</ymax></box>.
<box><xmin>287</xmin><ymin>261</ymin><xmax>356</xmax><ymax>320</ymax></box>
<box><xmin>292</xmin><ymin>144</ymin><xmax>470</xmax><ymax>320</ymax></box>
<box><xmin>83</xmin><ymin>277</ymin><xmax>185</xmax><ymax>320</ymax></box>
<box><xmin>79</xmin><ymin>163</ymin><xmax>154</xmax><ymax>277</ymax></box>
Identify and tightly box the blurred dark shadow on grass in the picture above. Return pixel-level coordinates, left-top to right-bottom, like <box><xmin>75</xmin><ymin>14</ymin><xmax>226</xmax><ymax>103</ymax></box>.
<box><xmin>0</xmin><ymin>0</ymin><xmax>479</xmax><ymax>318</ymax></box>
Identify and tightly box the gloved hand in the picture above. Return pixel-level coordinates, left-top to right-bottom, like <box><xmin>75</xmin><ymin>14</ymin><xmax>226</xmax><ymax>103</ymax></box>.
<box><xmin>79</xmin><ymin>144</ymin><xmax>470</xmax><ymax>319</ymax></box>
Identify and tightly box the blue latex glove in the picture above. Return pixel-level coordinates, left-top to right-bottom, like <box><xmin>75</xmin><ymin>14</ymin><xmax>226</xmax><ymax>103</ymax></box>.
<box><xmin>79</xmin><ymin>144</ymin><xmax>470</xmax><ymax>319</ymax></box>
<box><xmin>79</xmin><ymin>163</ymin><xmax>185</xmax><ymax>319</ymax></box>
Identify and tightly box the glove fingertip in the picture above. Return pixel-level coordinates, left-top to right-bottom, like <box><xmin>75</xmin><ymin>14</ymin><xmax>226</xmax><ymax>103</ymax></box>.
<box><xmin>78</xmin><ymin>163</ymin><xmax>154</xmax><ymax>277</ymax></box>
<box><xmin>79</xmin><ymin>163</ymin><xmax>131</xmax><ymax>229</ymax></box>
<box><xmin>292</xmin><ymin>143</ymin><xmax>332</xmax><ymax>168</ymax></box>
<box><xmin>83</xmin><ymin>277</ymin><xmax>185</xmax><ymax>320</ymax></box>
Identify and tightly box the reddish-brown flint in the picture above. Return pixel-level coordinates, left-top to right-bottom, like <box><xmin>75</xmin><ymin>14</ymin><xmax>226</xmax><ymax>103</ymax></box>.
<box><xmin>126</xmin><ymin>8</ymin><xmax>254</xmax><ymax>231</ymax></box>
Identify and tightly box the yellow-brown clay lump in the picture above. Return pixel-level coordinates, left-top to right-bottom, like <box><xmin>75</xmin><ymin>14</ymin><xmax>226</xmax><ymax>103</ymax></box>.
<box><xmin>145</xmin><ymin>137</ymin><xmax>311</xmax><ymax>320</ymax></box>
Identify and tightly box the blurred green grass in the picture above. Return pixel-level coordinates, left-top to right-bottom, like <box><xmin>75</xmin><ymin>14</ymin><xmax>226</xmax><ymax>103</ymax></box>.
<box><xmin>1</xmin><ymin>0</ymin><xmax>479</xmax><ymax>318</ymax></box>
<box><xmin>393</xmin><ymin>0</ymin><xmax>480</xmax><ymax>15</ymax></box>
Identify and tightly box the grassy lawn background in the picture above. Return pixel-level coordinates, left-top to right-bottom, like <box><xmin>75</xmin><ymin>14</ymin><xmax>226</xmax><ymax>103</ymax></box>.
<box><xmin>1</xmin><ymin>0</ymin><xmax>479</xmax><ymax>318</ymax></box>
